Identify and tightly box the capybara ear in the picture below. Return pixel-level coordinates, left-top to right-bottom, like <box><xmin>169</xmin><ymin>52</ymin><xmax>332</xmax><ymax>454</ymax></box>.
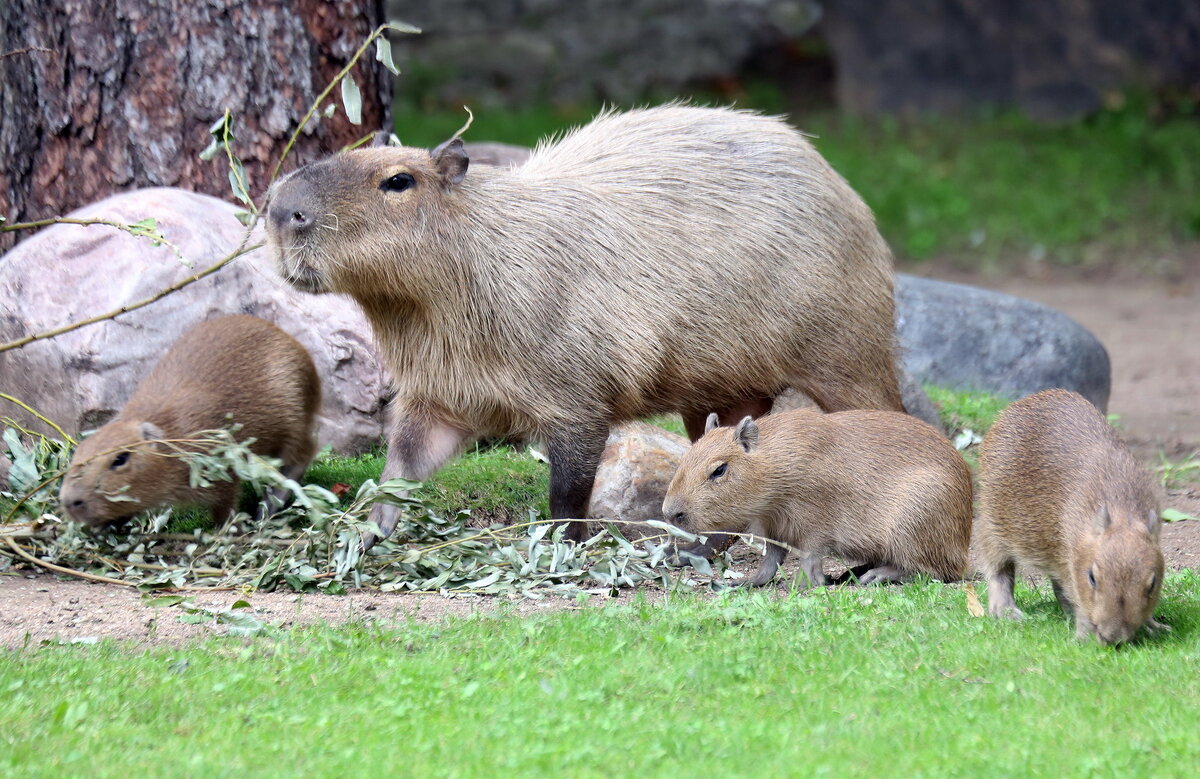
<box><xmin>432</xmin><ymin>137</ymin><xmax>469</xmax><ymax>186</ymax></box>
<box><xmin>1146</xmin><ymin>509</ymin><xmax>1161</xmax><ymax>540</ymax></box>
<box><xmin>734</xmin><ymin>416</ymin><xmax>759</xmax><ymax>453</ymax></box>
<box><xmin>139</xmin><ymin>421</ymin><xmax>165</xmax><ymax>442</ymax></box>
<box><xmin>704</xmin><ymin>412</ymin><xmax>720</xmax><ymax>435</ymax></box>
<box><xmin>1092</xmin><ymin>501</ymin><xmax>1111</xmax><ymax>533</ymax></box>
<box><xmin>371</xmin><ymin>130</ymin><xmax>398</xmax><ymax>147</ymax></box>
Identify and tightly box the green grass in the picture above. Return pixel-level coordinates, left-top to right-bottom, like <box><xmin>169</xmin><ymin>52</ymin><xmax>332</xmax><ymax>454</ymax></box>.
<box><xmin>4</xmin><ymin>573</ymin><xmax>1199</xmax><ymax>775</ymax></box>
<box><xmin>304</xmin><ymin>442</ymin><xmax>550</xmax><ymax>524</ymax></box>
<box><xmin>926</xmin><ymin>386</ymin><xmax>1009</xmax><ymax>439</ymax></box>
<box><xmin>395</xmin><ymin>92</ymin><xmax>1200</xmax><ymax>266</ymax></box>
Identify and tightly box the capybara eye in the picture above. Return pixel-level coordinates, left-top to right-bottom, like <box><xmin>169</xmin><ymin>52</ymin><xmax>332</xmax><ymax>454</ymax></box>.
<box><xmin>110</xmin><ymin>451</ymin><xmax>131</xmax><ymax>469</ymax></box>
<box><xmin>380</xmin><ymin>173</ymin><xmax>415</xmax><ymax>193</ymax></box>
<box><xmin>1088</xmin><ymin>567</ymin><xmax>1097</xmax><ymax>589</ymax></box>
<box><xmin>708</xmin><ymin>463</ymin><xmax>727</xmax><ymax>480</ymax></box>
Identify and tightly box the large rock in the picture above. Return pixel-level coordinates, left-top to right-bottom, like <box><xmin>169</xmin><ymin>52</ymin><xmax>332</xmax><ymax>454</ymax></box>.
<box><xmin>0</xmin><ymin>188</ymin><xmax>389</xmax><ymax>453</ymax></box>
<box><xmin>588</xmin><ymin>422</ymin><xmax>690</xmax><ymax>538</ymax></box>
<box><xmin>895</xmin><ymin>275</ymin><xmax>1111</xmax><ymax>410</ymax></box>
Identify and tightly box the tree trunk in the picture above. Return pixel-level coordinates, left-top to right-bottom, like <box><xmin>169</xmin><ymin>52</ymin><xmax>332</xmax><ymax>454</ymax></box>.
<box><xmin>0</xmin><ymin>0</ymin><xmax>391</xmax><ymax>247</ymax></box>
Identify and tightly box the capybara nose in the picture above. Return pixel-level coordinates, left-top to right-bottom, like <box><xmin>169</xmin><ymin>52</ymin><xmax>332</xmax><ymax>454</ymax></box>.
<box><xmin>269</xmin><ymin>199</ymin><xmax>314</xmax><ymax>235</ymax></box>
<box><xmin>671</xmin><ymin>511</ymin><xmax>686</xmax><ymax>525</ymax></box>
<box><xmin>267</xmin><ymin>180</ymin><xmax>318</xmax><ymax>237</ymax></box>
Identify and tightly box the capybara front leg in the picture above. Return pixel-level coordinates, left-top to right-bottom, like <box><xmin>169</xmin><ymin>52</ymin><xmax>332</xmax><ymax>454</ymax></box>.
<box><xmin>745</xmin><ymin>541</ymin><xmax>788</xmax><ymax>587</ymax></box>
<box><xmin>1050</xmin><ymin>579</ymin><xmax>1075</xmax><ymax>618</ymax></box>
<box><xmin>208</xmin><ymin>481</ymin><xmax>240</xmax><ymax>526</ymax></box>
<box><xmin>363</xmin><ymin>404</ymin><xmax>470</xmax><ymax>550</ymax></box>
<box><xmin>546</xmin><ymin>424</ymin><xmax>610</xmax><ymax>542</ymax></box>
<box><xmin>986</xmin><ymin>559</ymin><xmax>1024</xmax><ymax>620</ymax></box>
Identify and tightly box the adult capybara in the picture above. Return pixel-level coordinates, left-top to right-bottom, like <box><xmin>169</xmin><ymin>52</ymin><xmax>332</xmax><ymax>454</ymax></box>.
<box><xmin>977</xmin><ymin>389</ymin><xmax>1167</xmax><ymax>645</ymax></box>
<box><xmin>59</xmin><ymin>315</ymin><xmax>321</xmax><ymax>526</ymax></box>
<box><xmin>662</xmin><ymin>409</ymin><xmax>972</xmax><ymax>587</ymax></box>
<box><xmin>265</xmin><ymin>104</ymin><xmax>903</xmax><ymax>546</ymax></box>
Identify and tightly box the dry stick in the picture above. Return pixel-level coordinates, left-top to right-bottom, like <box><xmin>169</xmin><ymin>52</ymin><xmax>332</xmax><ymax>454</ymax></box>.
<box><xmin>0</xmin><ymin>235</ymin><xmax>262</xmax><ymax>354</ymax></box>
<box><xmin>0</xmin><ymin>46</ymin><xmax>54</xmax><ymax>59</ymax></box>
<box><xmin>0</xmin><ymin>393</ymin><xmax>77</xmax><ymax>444</ymax></box>
<box><xmin>4</xmin><ymin>537</ymin><xmax>132</xmax><ymax>586</ymax></box>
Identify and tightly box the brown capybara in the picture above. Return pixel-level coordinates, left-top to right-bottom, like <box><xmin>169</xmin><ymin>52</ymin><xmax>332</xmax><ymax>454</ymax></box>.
<box><xmin>265</xmin><ymin>104</ymin><xmax>904</xmax><ymax>547</ymax></box>
<box><xmin>977</xmin><ymin>389</ymin><xmax>1167</xmax><ymax>645</ymax></box>
<box><xmin>662</xmin><ymin>408</ymin><xmax>973</xmax><ymax>587</ymax></box>
<box><xmin>59</xmin><ymin>315</ymin><xmax>321</xmax><ymax>526</ymax></box>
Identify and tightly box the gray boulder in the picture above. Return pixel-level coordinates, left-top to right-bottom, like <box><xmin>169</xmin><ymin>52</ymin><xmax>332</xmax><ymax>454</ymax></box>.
<box><xmin>588</xmin><ymin>422</ymin><xmax>690</xmax><ymax>538</ymax></box>
<box><xmin>895</xmin><ymin>275</ymin><xmax>1111</xmax><ymax>410</ymax></box>
<box><xmin>0</xmin><ymin>188</ymin><xmax>390</xmax><ymax>453</ymax></box>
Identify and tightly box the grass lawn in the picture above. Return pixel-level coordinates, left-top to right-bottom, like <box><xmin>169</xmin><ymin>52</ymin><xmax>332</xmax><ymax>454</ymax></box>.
<box><xmin>3</xmin><ymin>573</ymin><xmax>1199</xmax><ymax>775</ymax></box>
<box><xmin>394</xmin><ymin>93</ymin><xmax>1200</xmax><ymax>267</ymax></box>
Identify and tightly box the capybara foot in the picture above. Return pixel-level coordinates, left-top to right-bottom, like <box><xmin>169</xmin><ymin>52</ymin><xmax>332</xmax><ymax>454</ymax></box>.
<box><xmin>1145</xmin><ymin>617</ymin><xmax>1172</xmax><ymax>635</ymax></box>
<box><xmin>857</xmin><ymin>564</ymin><xmax>907</xmax><ymax>585</ymax></box>
<box><xmin>362</xmin><ymin>503</ymin><xmax>402</xmax><ymax>551</ymax></box>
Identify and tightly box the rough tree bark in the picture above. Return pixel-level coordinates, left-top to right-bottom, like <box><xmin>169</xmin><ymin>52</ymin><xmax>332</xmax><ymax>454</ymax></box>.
<box><xmin>0</xmin><ymin>0</ymin><xmax>392</xmax><ymax>247</ymax></box>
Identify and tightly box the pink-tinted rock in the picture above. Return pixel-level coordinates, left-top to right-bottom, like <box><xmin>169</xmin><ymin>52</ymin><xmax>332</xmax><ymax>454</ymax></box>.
<box><xmin>0</xmin><ymin>188</ymin><xmax>388</xmax><ymax>453</ymax></box>
<box><xmin>588</xmin><ymin>422</ymin><xmax>690</xmax><ymax>539</ymax></box>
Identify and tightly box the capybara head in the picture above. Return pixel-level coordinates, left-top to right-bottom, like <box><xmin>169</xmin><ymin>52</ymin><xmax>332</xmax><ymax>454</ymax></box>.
<box><xmin>662</xmin><ymin>413</ymin><xmax>772</xmax><ymax>535</ymax></box>
<box><xmin>59</xmin><ymin>420</ymin><xmax>178</xmax><ymax>526</ymax></box>
<box><xmin>1074</xmin><ymin>503</ymin><xmax>1165</xmax><ymax>646</ymax></box>
<box><xmin>265</xmin><ymin>139</ymin><xmax>469</xmax><ymax>295</ymax></box>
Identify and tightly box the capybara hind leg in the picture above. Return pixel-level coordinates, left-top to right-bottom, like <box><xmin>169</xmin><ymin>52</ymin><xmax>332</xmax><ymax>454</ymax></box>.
<box><xmin>799</xmin><ymin>371</ymin><xmax>903</xmax><ymax>413</ymax></box>
<box><xmin>858</xmin><ymin>564</ymin><xmax>908</xmax><ymax>585</ymax></box>
<box><xmin>745</xmin><ymin>542</ymin><xmax>788</xmax><ymax>587</ymax></box>
<box><xmin>986</xmin><ymin>559</ymin><xmax>1024</xmax><ymax>620</ymax></box>
<box><xmin>363</xmin><ymin>405</ymin><xmax>470</xmax><ymax>550</ymax></box>
<box><xmin>546</xmin><ymin>424</ymin><xmax>610</xmax><ymax>542</ymax></box>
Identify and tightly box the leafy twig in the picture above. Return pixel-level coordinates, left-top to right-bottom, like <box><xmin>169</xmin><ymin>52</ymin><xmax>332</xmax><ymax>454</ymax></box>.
<box><xmin>0</xmin><ymin>393</ymin><xmax>76</xmax><ymax>444</ymax></box>
<box><xmin>269</xmin><ymin>21</ymin><xmax>420</xmax><ymax>185</ymax></box>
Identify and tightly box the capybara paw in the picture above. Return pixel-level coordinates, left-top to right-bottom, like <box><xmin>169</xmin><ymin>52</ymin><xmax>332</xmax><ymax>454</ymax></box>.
<box><xmin>989</xmin><ymin>604</ymin><xmax>1025</xmax><ymax>621</ymax></box>
<box><xmin>362</xmin><ymin>504</ymin><xmax>402</xmax><ymax>550</ymax></box>
<box><xmin>1145</xmin><ymin>617</ymin><xmax>1172</xmax><ymax>634</ymax></box>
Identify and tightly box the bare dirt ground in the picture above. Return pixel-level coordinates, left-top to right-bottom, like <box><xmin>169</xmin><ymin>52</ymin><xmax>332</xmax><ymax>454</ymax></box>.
<box><xmin>2</xmin><ymin>266</ymin><xmax>1198</xmax><ymax>649</ymax></box>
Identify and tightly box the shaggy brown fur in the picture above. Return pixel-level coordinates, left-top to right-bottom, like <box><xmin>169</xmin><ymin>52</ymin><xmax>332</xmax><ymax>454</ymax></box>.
<box><xmin>266</xmin><ymin>104</ymin><xmax>903</xmax><ymax>545</ymax></box>
<box><xmin>977</xmin><ymin>389</ymin><xmax>1166</xmax><ymax>645</ymax></box>
<box><xmin>662</xmin><ymin>408</ymin><xmax>972</xmax><ymax>587</ymax></box>
<box><xmin>59</xmin><ymin>316</ymin><xmax>321</xmax><ymax>526</ymax></box>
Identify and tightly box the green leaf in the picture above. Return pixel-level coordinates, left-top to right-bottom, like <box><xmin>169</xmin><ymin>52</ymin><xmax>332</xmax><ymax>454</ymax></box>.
<box><xmin>323</xmin><ymin>103</ymin><xmax>336</xmax><ymax>119</ymax></box>
<box><xmin>375</xmin><ymin>37</ymin><xmax>400</xmax><ymax>76</ymax></box>
<box><xmin>229</xmin><ymin>599</ymin><xmax>252</xmax><ymax>610</ymax></box>
<box><xmin>227</xmin><ymin>157</ymin><xmax>251</xmax><ymax>205</ymax></box>
<box><xmin>1162</xmin><ymin>508</ymin><xmax>1198</xmax><ymax>522</ymax></box>
<box><xmin>340</xmin><ymin>75</ymin><xmax>363</xmax><ymax>126</ymax></box>
<box><xmin>198</xmin><ymin>140</ymin><xmax>221</xmax><ymax>162</ymax></box>
<box><xmin>385</xmin><ymin>21</ymin><xmax>422</xmax><ymax>34</ymax></box>
<box><xmin>141</xmin><ymin>594</ymin><xmax>189</xmax><ymax>608</ymax></box>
